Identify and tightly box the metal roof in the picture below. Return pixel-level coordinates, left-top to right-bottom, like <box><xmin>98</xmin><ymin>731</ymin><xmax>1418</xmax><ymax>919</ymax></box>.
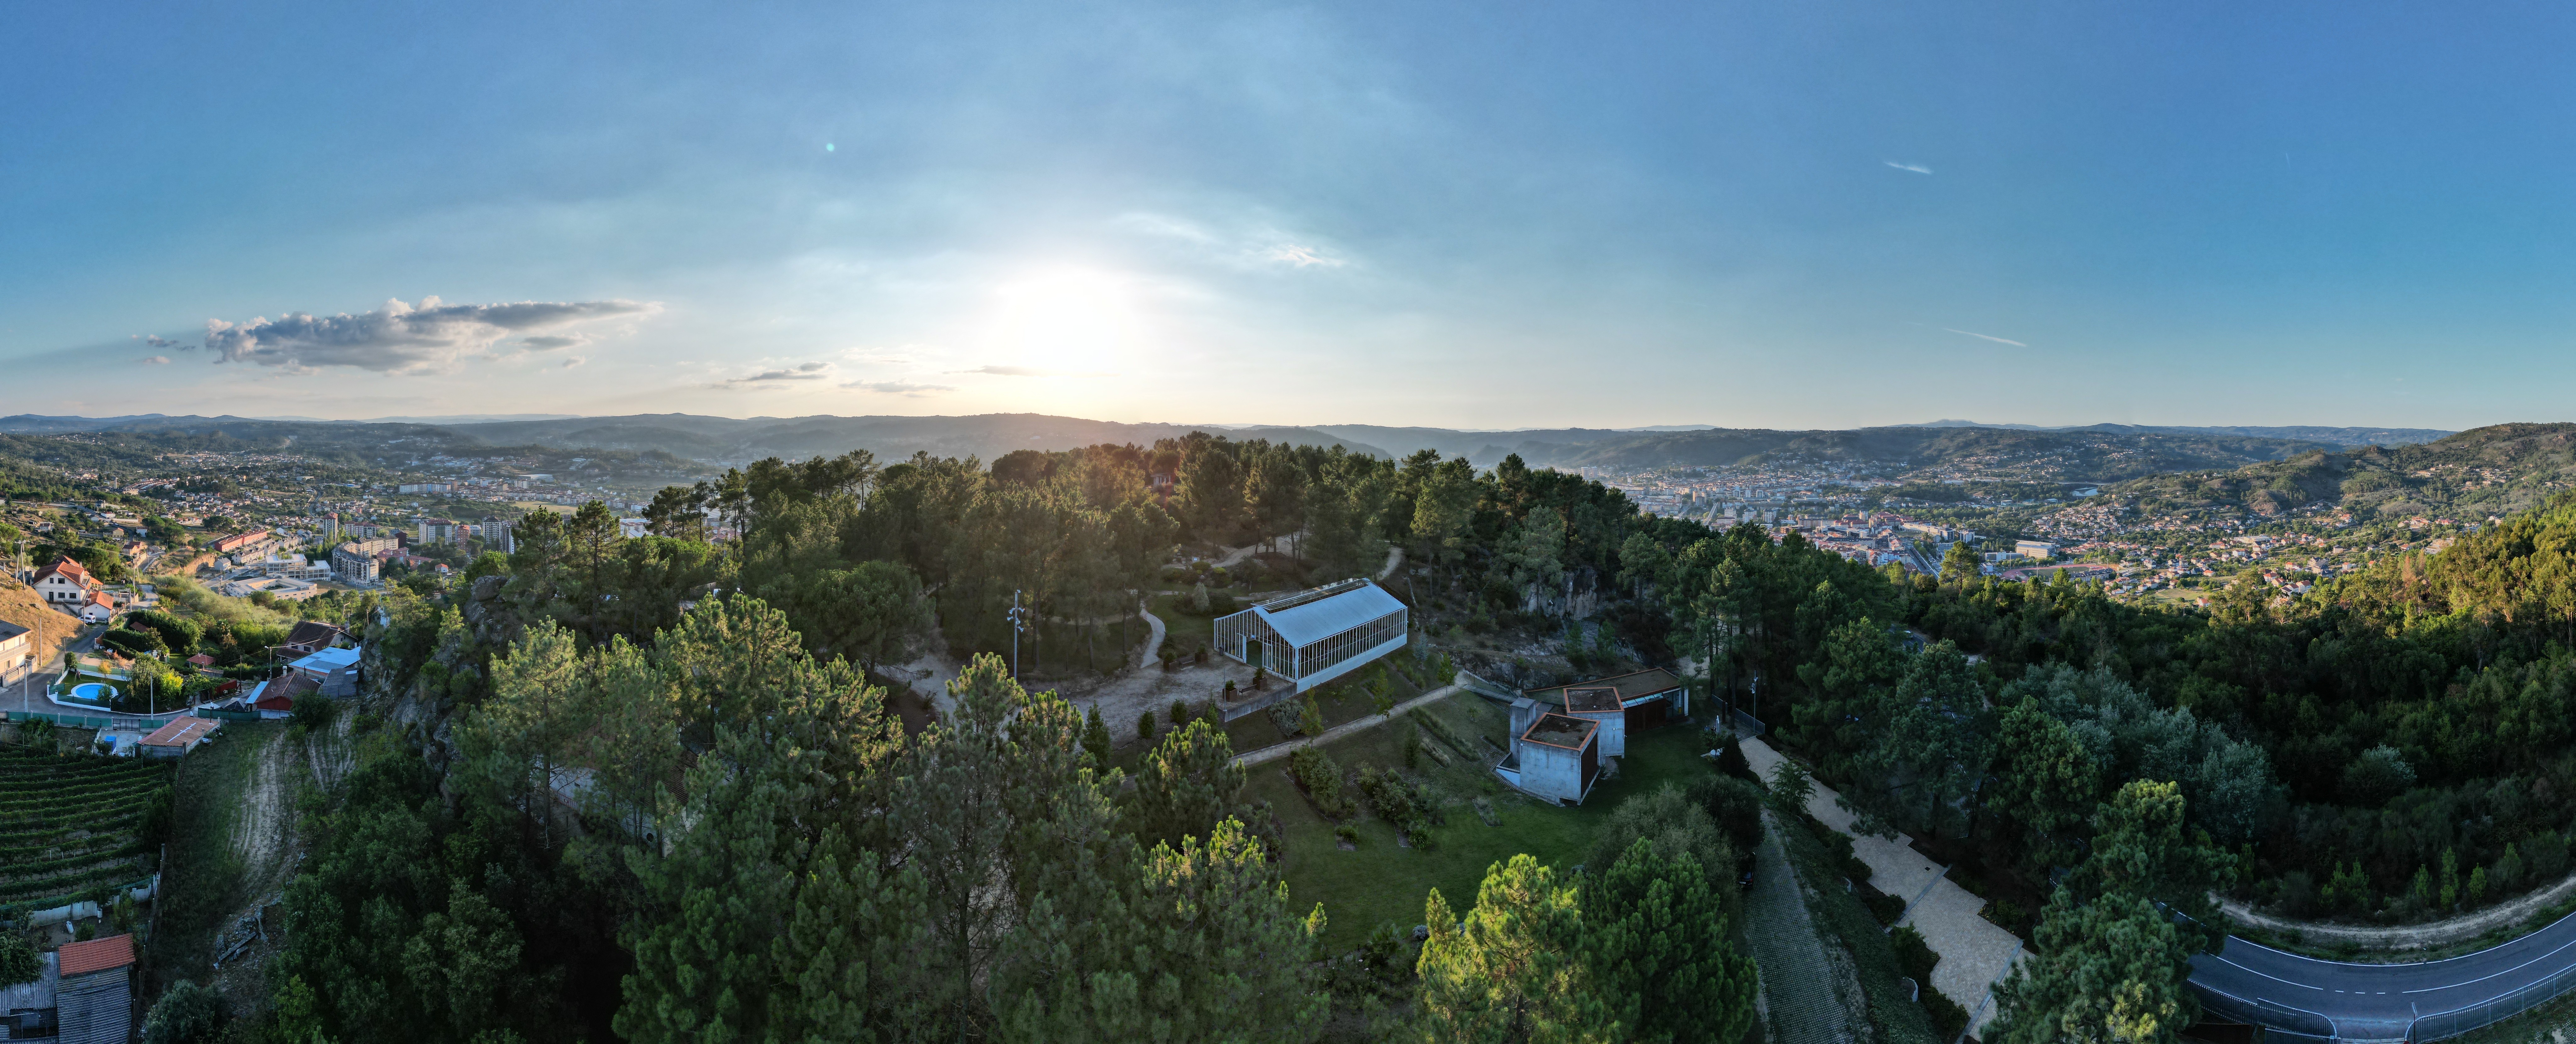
<box><xmin>290</xmin><ymin>647</ymin><xmax>361</xmax><ymax>672</ymax></box>
<box><xmin>1248</xmin><ymin>580</ymin><xmax>1406</xmax><ymax>648</ymax></box>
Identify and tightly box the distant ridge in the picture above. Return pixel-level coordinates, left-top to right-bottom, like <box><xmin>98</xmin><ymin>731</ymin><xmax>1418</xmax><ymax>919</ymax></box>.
<box><xmin>1900</xmin><ymin>420</ymin><xmax>2451</xmax><ymax>447</ymax></box>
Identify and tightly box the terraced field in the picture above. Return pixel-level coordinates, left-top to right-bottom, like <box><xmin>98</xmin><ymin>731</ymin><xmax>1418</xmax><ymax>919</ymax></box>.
<box><xmin>0</xmin><ymin>748</ymin><xmax>172</xmax><ymax>910</ymax></box>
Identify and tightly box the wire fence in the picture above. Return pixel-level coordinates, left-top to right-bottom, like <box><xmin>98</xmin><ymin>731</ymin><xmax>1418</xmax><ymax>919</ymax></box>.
<box><xmin>2</xmin><ymin>709</ymin><xmax>180</xmax><ymax>731</ymax></box>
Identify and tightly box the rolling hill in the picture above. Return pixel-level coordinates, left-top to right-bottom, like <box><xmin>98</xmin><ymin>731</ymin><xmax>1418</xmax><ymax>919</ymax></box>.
<box><xmin>2096</xmin><ymin>423</ymin><xmax>2576</xmax><ymax>520</ymax></box>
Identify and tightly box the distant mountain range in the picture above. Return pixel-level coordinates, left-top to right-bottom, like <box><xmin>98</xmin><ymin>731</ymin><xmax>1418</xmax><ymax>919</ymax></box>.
<box><xmin>2091</xmin><ymin>422</ymin><xmax>2576</xmax><ymax>521</ymax></box>
<box><xmin>0</xmin><ymin>412</ymin><xmax>2469</xmax><ymax>483</ymax></box>
<box><xmin>1907</xmin><ymin>420</ymin><xmax>2452</xmax><ymax>447</ymax></box>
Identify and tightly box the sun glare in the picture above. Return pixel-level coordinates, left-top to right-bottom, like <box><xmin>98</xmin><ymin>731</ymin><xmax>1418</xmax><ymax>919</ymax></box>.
<box><xmin>983</xmin><ymin>267</ymin><xmax>1145</xmax><ymax>373</ymax></box>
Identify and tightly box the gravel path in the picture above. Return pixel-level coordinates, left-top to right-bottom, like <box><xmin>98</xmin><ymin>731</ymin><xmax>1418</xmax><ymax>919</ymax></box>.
<box><xmin>1745</xmin><ymin>808</ymin><xmax>1854</xmax><ymax>1044</ymax></box>
<box><xmin>1230</xmin><ymin>684</ymin><xmax>1463</xmax><ymax>767</ymax></box>
<box><xmin>2219</xmin><ymin>871</ymin><xmax>2576</xmax><ymax>952</ymax></box>
<box><xmin>1740</xmin><ymin>737</ymin><xmax>2027</xmax><ymax>1038</ymax></box>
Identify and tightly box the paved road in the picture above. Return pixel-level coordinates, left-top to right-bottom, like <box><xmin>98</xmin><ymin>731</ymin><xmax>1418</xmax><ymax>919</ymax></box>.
<box><xmin>2190</xmin><ymin>908</ymin><xmax>2576</xmax><ymax>1041</ymax></box>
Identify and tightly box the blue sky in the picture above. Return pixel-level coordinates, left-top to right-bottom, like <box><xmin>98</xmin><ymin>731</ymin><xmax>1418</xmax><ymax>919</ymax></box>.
<box><xmin>5</xmin><ymin>2</ymin><xmax>2573</xmax><ymax>430</ymax></box>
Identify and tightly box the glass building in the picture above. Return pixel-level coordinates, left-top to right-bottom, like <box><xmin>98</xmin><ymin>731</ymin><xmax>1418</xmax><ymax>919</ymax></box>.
<box><xmin>1213</xmin><ymin>578</ymin><xmax>1408</xmax><ymax>693</ymax></box>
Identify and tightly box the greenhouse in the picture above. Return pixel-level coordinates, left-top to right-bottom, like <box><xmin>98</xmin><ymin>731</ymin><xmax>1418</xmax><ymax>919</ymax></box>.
<box><xmin>1213</xmin><ymin>578</ymin><xmax>1409</xmax><ymax>693</ymax></box>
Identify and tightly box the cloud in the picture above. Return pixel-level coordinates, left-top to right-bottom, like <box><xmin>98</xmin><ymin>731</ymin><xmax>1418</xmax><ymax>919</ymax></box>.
<box><xmin>1266</xmin><ymin>244</ymin><xmax>1345</xmax><ymax>268</ymax></box>
<box><xmin>139</xmin><ymin>356</ymin><xmax>171</xmax><ymax>365</ymax></box>
<box><xmin>843</xmin><ymin>380</ymin><xmax>953</xmax><ymax>396</ymax></box>
<box><xmin>720</xmin><ymin>361</ymin><xmax>834</xmax><ymax>385</ymax></box>
<box><xmin>196</xmin><ymin>296</ymin><xmax>658</xmax><ymax>374</ymax></box>
<box><xmin>561</xmin><ymin>357</ymin><xmax>588</xmax><ymax>369</ymax></box>
<box><xmin>1884</xmin><ymin>161</ymin><xmax>1934</xmax><ymax>175</ymax></box>
<box><xmin>134</xmin><ymin>335</ymin><xmax>186</xmax><ymax>350</ymax></box>
<box><xmin>516</xmin><ymin>334</ymin><xmax>590</xmax><ymax>350</ymax></box>
<box><xmin>956</xmin><ymin>365</ymin><xmax>1049</xmax><ymax>376</ymax></box>
<box><xmin>1942</xmin><ymin>327</ymin><xmax>2028</xmax><ymax>347</ymax></box>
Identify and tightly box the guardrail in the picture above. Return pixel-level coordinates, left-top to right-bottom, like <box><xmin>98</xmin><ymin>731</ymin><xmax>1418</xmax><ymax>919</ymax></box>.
<box><xmin>2408</xmin><ymin>949</ymin><xmax>2576</xmax><ymax>1042</ymax></box>
<box><xmin>2191</xmin><ymin>938</ymin><xmax>2576</xmax><ymax>1043</ymax></box>
<box><xmin>1453</xmin><ymin>669</ymin><xmax>1517</xmax><ymax>702</ymax></box>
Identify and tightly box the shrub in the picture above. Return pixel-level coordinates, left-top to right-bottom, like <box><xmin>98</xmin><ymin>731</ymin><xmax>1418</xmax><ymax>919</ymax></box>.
<box><xmin>1334</xmin><ymin>824</ymin><xmax>1360</xmax><ymax>847</ymax></box>
<box><xmin>1358</xmin><ymin>765</ymin><xmax>1440</xmax><ymax>843</ymax></box>
<box><xmin>141</xmin><ymin>979</ymin><xmax>228</xmax><ymax>1044</ymax></box>
<box><xmin>1298</xmin><ymin>694</ymin><xmax>1326</xmax><ymax>738</ymax></box>
<box><xmin>1170</xmin><ymin>698</ymin><xmax>1191</xmax><ymax>726</ymax></box>
<box><xmin>1403</xmin><ymin>724</ymin><xmax>1423</xmax><ymax>769</ymax></box>
<box><xmin>290</xmin><ymin>692</ymin><xmax>337</xmax><ymax>732</ymax></box>
<box><xmin>1684</xmin><ymin>774</ymin><xmax>1767</xmax><ymax>858</ymax></box>
<box><xmin>1137</xmin><ymin>710</ymin><xmax>1157</xmax><ymax>747</ymax></box>
<box><xmin>0</xmin><ymin>931</ymin><xmax>38</xmax><ymax>987</ymax></box>
<box><xmin>1890</xmin><ymin>925</ymin><xmax>1938</xmax><ymax>984</ymax></box>
<box><xmin>1290</xmin><ymin>747</ymin><xmax>1354</xmax><ymax>819</ymax></box>
<box><xmin>1922</xmin><ymin>986</ymin><xmax>1969</xmax><ymax>1042</ymax></box>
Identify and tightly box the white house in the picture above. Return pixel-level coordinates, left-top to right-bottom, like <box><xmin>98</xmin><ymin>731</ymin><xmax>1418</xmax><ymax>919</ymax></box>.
<box><xmin>31</xmin><ymin>560</ymin><xmax>97</xmax><ymax>605</ymax></box>
<box><xmin>2016</xmin><ymin>540</ymin><xmax>2057</xmax><ymax>560</ymax></box>
<box><xmin>75</xmin><ymin>590</ymin><xmax>116</xmax><ymax>624</ymax></box>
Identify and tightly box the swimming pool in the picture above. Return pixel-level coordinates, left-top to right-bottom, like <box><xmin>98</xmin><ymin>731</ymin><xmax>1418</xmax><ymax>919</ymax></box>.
<box><xmin>63</xmin><ymin>682</ymin><xmax>115</xmax><ymax>707</ymax></box>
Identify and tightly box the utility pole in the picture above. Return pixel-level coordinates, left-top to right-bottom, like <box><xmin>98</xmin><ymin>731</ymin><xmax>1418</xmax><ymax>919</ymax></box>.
<box><xmin>1008</xmin><ymin>589</ymin><xmax>1029</xmax><ymax>679</ymax></box>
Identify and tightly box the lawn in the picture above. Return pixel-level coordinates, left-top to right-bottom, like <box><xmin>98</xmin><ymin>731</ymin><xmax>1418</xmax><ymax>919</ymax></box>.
<box><xmin>1251</xmin><ymin>689</ymin><xmax>1724</xmax><ymax>950</ymax></box>
<box><xmin>1222</xmin><ymin>661</ymin><xmax>1431</xmax><ymax>757</ymax></box>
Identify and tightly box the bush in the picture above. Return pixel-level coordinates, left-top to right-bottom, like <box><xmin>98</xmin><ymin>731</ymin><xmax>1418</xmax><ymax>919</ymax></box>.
<box><xmin>1334</xmin><ymin>824</ymin><xmax>1360</xmax><ymax>847</ymax></box>
<box><xmin>1357</xmin><ymin>765</ymin><xmax>1441</xmax><ymax>845</ymax></box>
<box><xmin>1891</xmin><ymin>925</ymin><xmax>1939</xmax><ymax>984</ymax></box>
<box><xmin>1922</xmin><ymin>986</ymin><xmax>1970</xmax><ymax>1042</ymax></box>
<box><xmin>0</xmin><ymin>931</ymin><xmax>38</xmax><ymax>987</ymax></box>
<box><xmin>141</xmin><ymin>979</ymin><xmax>228</xmax><ymax>1044</ymax></box>
<box><xmin>1861</xmin><ymin>885</ymin><xmax>1907</xmax><ymax>925</ymax></box>
<box><xmin>1684</xmin><ymin>774</ymin><xmax>1767</xmax><ymax>858</ymax></box>
<box><xmin>1137</xmin><ymin>710</ymin><xmax>1157</xmax><ymax>747</ymax></box>
<box><xmin>290</xmin><ymin>692</ymin><xmax>337</xmax><ymax>731</ymax></box>
<box><xmin>1290</xmin><ymin>747</ymin><xmax>1354</xmax><ymax>819</ymax></box>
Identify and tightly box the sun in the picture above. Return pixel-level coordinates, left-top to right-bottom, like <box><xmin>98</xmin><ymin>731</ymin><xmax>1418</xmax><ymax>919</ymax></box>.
<box><xmin>984</xmin><ymin>267</ymin><xmax>1144</xmax><ymax>372</ymax></box>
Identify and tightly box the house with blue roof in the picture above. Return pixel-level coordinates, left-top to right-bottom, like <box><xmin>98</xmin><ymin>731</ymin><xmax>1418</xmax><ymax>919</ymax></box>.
<box><xmin>287</xmin><ymin>646</ymin><xmax>362</xmax><ymax>697</ymax></box>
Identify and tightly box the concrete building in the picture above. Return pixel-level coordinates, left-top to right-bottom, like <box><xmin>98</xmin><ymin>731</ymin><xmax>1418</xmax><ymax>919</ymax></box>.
<box><xmin>1493</xmin><ymin>712</ymin><xmax>1601</xmax><ymax>804</ymax></box>
<box><xmin>257</xmin><ymin>554</ymin><xmax>333</xmax><ymax>581</ymax></box>
<box><xmin>2016</xmin><ymin>540</ymin><xmax>2057</xmax><ymax>560</ymax></box>
<box><xmin>482</xmin><ymin>515</ymin><xmax>514</xmax><ymax>554</ymax></box>
<box><xmin>1517</xmin><ymin>668</ymin><xmax>1689</xmax><ymax>756</ymax></box>
<box><xmin>1212</xmin><ymin>579</ymin><xmax>1408</xmax><ymax>694</ymax></box>
<box><xmin>417</xmin><ymin>518</ymin><xmax>461</xmax><ymax>545</ymax></box>
<box><xmin>619</xmin><ymin>517</ymin><xmax>650</xmax><ymax>539</ymax></box>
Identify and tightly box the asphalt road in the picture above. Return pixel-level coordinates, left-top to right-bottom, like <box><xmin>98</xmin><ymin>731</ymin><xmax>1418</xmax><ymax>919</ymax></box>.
<box><xmin>2190</xmin><ymin>909</ymin><xmax>2576</xmax><ymax>1041</ymax></box>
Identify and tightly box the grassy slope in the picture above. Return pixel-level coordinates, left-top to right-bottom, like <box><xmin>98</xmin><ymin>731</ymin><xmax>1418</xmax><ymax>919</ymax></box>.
<box><xmin>1253</xmin><ymin>689</ymin><xmax>1717</xmax><ymax>951</ymax></box>
<box><xmin>148</xmin><ymin>721</ymin><xmax>277</xmax><ymax>992</ymax></box>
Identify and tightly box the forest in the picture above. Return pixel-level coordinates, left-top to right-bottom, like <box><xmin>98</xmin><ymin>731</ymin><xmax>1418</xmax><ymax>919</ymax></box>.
<box><xmin>105</xmin><ymin>423</ymin><xmax>2576</xmax><ymax>1042</ymax></box>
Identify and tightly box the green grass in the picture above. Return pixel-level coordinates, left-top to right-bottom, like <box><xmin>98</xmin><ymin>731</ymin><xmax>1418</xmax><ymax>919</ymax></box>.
<box><xmin>150</xmin><ymin>721</ymin><xmax>277</xmax><ymax>991</ymax></box>
<box><xmin>1151</xmin><ymin>592</ymin><xmax>1219</xmax><ymax>657</ymax></box>
<box><xmin>1775</xmin><ymin>810</ymin><xmax>1942</xmax><ymax>1044</ymax></box>
<box><xmin>1255</xmin><ymin>690</ymin><xmax>1724</xmax><ymax>951</ymax></box>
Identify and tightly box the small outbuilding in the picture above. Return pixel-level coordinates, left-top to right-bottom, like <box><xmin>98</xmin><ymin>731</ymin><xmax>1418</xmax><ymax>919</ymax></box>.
<box><xmin>1494</xmin><ymin>712</ymin><xmax>1601</xmax><ymax>804</ymax></box>
<box><xmin>54</xmin><ymin>934</ymin><xmax>133</xmax><ymax>1044</ymax></box>
<box><xmin>139</xmin><ymin>717</ymin><xmax>220</xmax><ymax>759</ymax></box>
<box><xmin>1</xmin><ymin>951</ymin><xmax>58</xmax><ymax>1038</ymax></box>
<box><xmin>1213</xmin><ymin>579</ymin><xmax>1408</xmax><ymax>694</ymax></box>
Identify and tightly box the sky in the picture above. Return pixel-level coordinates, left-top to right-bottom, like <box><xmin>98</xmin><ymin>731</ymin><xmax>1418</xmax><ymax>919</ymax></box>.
<box><xmin>6</xmin><ymin>2</ymin><xmax>2575</xmax><ymax>431</ymax></box>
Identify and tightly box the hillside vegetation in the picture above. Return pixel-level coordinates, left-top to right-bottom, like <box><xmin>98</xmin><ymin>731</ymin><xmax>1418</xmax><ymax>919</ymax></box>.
<box><xmin>2102</xmin><ymin>422</ymin><xmax>2576</xmax><ymax>520</ymax></box>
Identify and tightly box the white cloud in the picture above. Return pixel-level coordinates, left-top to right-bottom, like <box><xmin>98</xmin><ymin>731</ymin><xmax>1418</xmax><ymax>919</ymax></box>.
<box><xmin>517</xmin><ymin>334</ymin><xmax>590</xmax><ymax>350</ymax></box>
<box><xmin>139</xmin><ymin>356</ymin><xmax>171</xmax><ymax>365</ymax></box>
<box><xmin>843</xmin><ymin>380</ymin><xmax>952</xmax><ymax>396</ymax></box>
<box><xmin>1942</xmin><ymin>327</ymin><xmax>2027</xmax><ymax>347</ymax></box>
<box><xmin>719</xmin><ymin>361</ymin><xmax>835</xmax><ymax>385</ymax></box>
<box><xmin>561</xmin><ymin>356</ymin><xmax>588</xmax><ymax>369</ymax></box>
<box><xmin>196</xmin><ymin>296</ymin><xmax>659</xmax><ymax>374</ymax></box>
<box><xmin>1266</xmin><ymin>244</ymin><xmax>1345</xmax><ymax>268</ymax></box>
<box><xmin>1884</xmin><ymin>161</ymin><xmax>1934</xmax><ymax>175</ymax></box>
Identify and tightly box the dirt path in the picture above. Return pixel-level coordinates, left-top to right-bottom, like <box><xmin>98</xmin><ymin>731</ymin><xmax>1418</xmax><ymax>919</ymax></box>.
<box><xmin>1133</xmin><ymin>600</ymin><xmax>1167</xmax><ymax>673</ymax></box>
<box><xmin>230</xmin><ymin>730</ymin><xmax>298</xmax><ymax>901</ymax></box>
<box><xmin>1232</xmin><ymin>684</ymin><xmax>1463</xmax><ymax>767</ymax></box>
<box><xmin>2219</xmin><ymin>871</ymin><xmax>2576</xmax><ymax>951</ymax></box>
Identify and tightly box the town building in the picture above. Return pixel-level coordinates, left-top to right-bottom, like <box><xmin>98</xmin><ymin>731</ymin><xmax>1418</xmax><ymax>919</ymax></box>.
<box><xmin>416</xmin><ymin>518</ymin><xmax>461</xmax><ymax>545</ymax></box>
<box><xmin>257</xmin><ymin>554</ymin><xmax>333</xmax><ymax>581</ymax></box>
<box><xmin>287</xmin><ymin>646</ymin><xmax>362</xmax><ymax>697</ymax></box>
<box><xmin>2015</xmin><ymin>539</ymin><xmax>2057</xmax><ymax>559</ymax></box>
<box><xmin>75</xmin><ymin>590</ymin><xmax>115</xmax><ymax>623</ymax></box>
<box><xmin>1</xmin><ymin>949</ymin><xmax>58</xmax><ymax>1038</ymax></box>
<box><xmin>211</xmin><ymin>529</ymin><xmax>278</xmax><ymax>561</ymax></box>
<box><xmin>619</xmin><ymin>517</ymin><xmax>650</xmax><ymax>539</ymax></box>
<box><xmin>277</xmin><ymin>621</ymin><xmax>351</xmax><ymax>658</ymax></box>
<box><xmin>53</xmin><ymin>933</ymin><xmax>135</xmax><ymax>1044</ymax></box>
<box><xmin>482</xmin><ymin>515</ymin><xmax>514</xmax><ymax>554</ymax></box>
<box><xmin>1212</xmin><ymin>578</ymin><xmax>1408</xmax><ymax>695</ymax></box>
<box><xmin>0</xmin><ymin>620</ymin><xmax>30</xmax><ymax>678</ymax></box>
<box><xmin>31</xmin><ymin>559</ymin><xmax>97</xmax><ymax>606</ymax></box>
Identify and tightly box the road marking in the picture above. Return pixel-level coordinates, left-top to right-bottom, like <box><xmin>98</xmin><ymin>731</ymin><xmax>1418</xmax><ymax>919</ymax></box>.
<box><xmin>2214</xmin><ymin>954</ymin><xmax>2327</xmax><ymax>990</ymax></box>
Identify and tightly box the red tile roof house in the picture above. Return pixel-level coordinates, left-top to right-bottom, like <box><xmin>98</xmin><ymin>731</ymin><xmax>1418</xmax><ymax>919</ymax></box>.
<box><xmin>75</xmin><ymin>590</ymin><xmax>115</xmax><ymax>624</ymax></box>
<box><xmin>31</xmin><ymin>559</ymin><xmax>96</xmax><ymax>605</ymax></box>
<box><xmin>53</xmin><ymin>934</ymin><xmax>134</xmax><ymax>1044</ymax></box>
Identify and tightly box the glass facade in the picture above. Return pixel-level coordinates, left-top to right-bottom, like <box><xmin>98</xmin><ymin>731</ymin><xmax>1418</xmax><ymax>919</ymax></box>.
<box><xmin>1214</xmin><ymin>603</ymin><xmax>1409</xmax><ymax>691</ymax></box>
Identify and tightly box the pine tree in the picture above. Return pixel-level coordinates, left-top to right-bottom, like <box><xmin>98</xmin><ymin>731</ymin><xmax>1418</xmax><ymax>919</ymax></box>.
<box><xmin>1412</xmin><ymin>856</ymin><xmax>1620</xmax><ymax>1043</ymax></box>
<box><xmin>1583</xmin><ymin>838</ymin><xmax>1757</xmax><ymax>1044</ymax></box>
<box><xmin>1082</xmin><ymin>704</ymin><xmax>1114</xmax><ymax>768</ymax></box>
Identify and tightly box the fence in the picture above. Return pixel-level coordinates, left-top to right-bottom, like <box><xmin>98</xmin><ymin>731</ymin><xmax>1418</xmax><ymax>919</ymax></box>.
<box><xmin>2407</xmin><ymin>950</ymin><xmax>2576</xmax><ymax>1042</ymax></box>
<box><xmin>1454</xmin><ymin>669</ymin><xmax>1518</xmax><ymax>703</ymax></box>
<box><xmin>1</xmin><ymin>709</ymin><xmax>178</xmax><ymax>731</ymax></box>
